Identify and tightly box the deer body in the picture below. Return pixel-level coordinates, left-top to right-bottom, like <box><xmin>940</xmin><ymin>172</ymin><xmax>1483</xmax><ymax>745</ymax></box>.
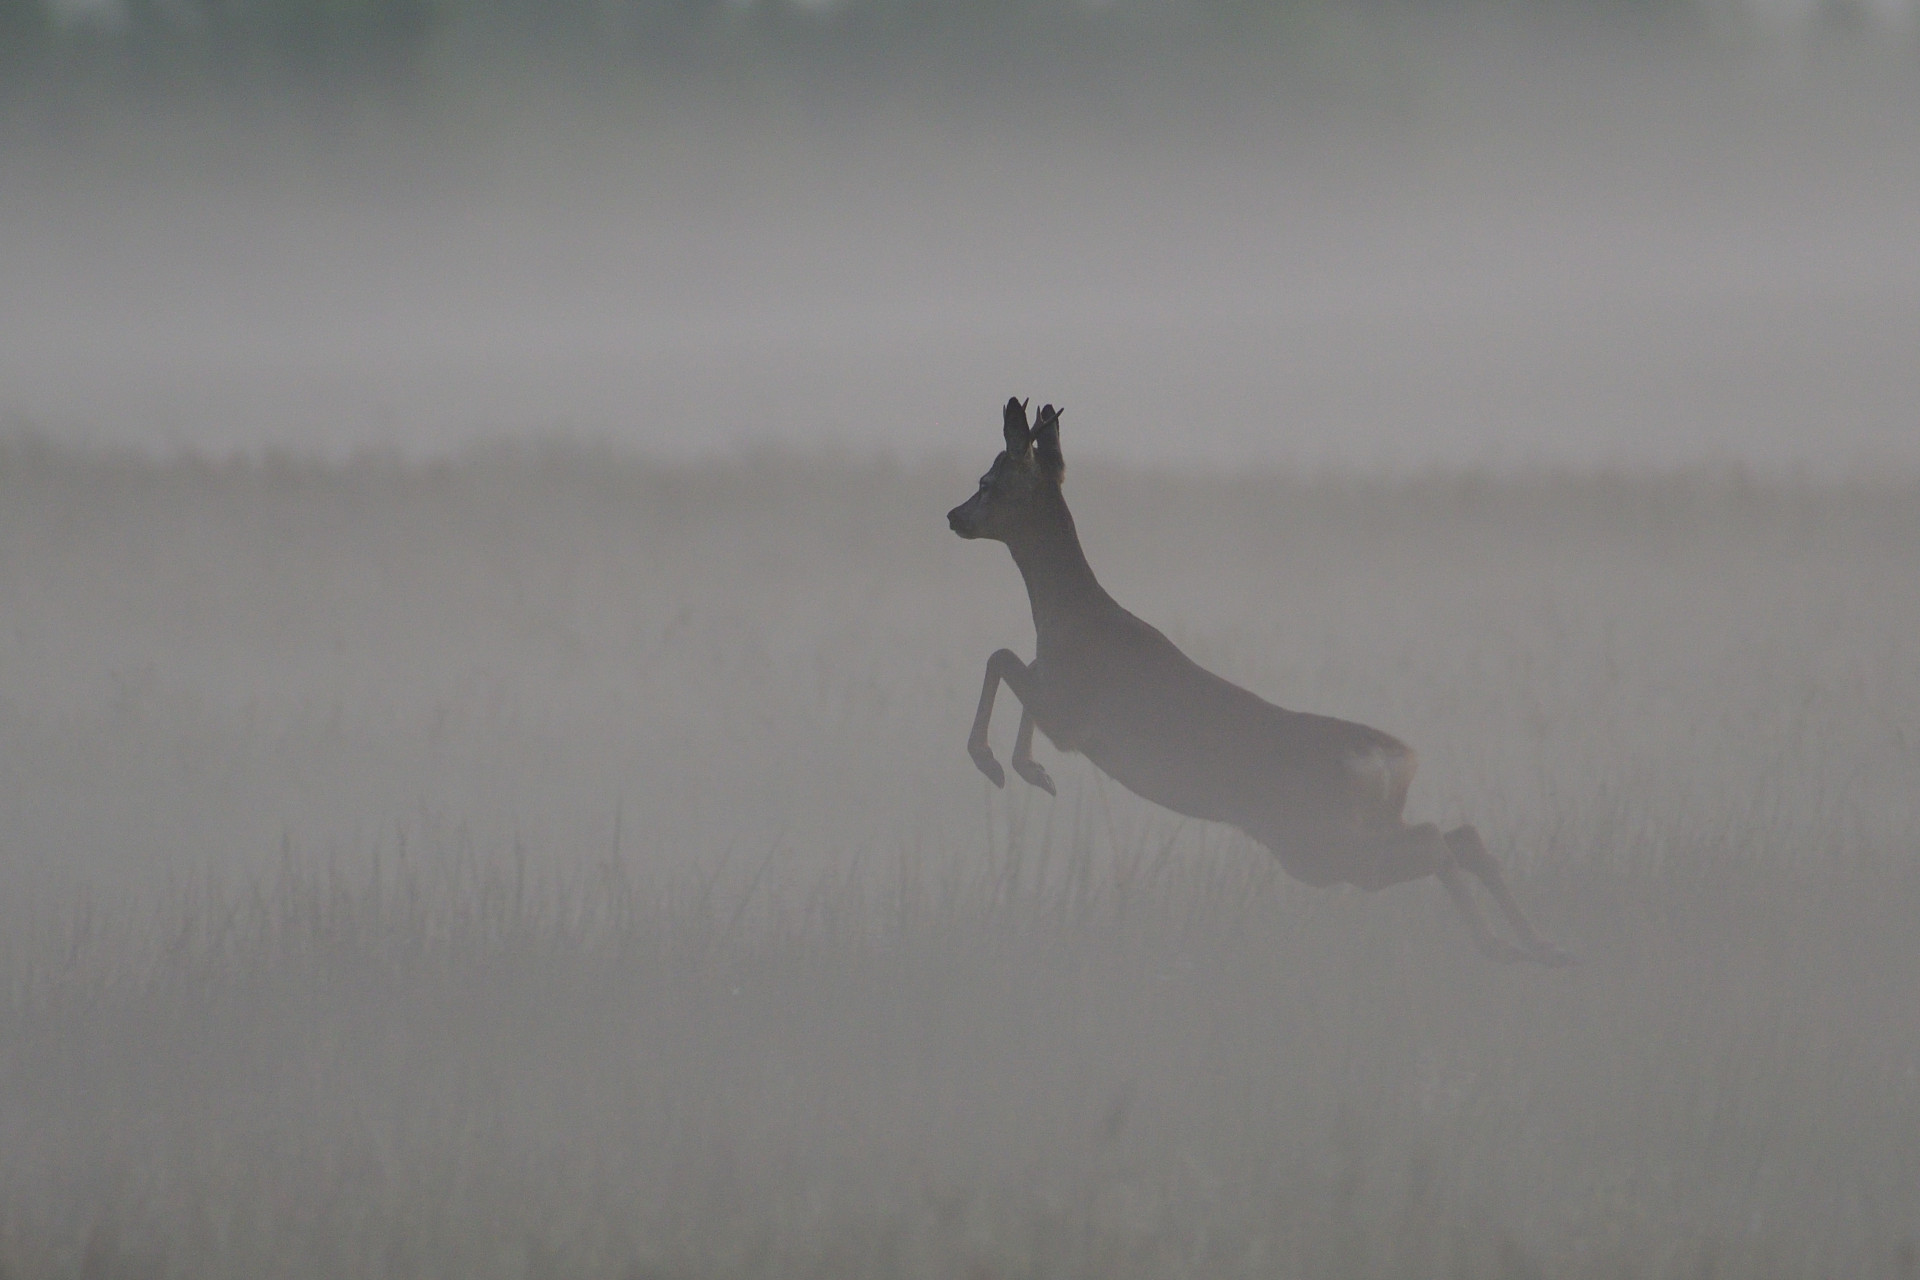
<box><xmin>951</xmin><ymin>398</ymin><xmax>1570</xmax><ymax>964</ymax></box>
<box><xmin>1031</xmin><ymin>597</ymin><xmax>1409</xmax><ymax>841</ymax></box>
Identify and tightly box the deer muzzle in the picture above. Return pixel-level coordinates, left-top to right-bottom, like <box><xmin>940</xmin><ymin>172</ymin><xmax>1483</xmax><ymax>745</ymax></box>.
<box><xmin>947</xmin><ymin>496</ymin><xmax>984</xmax><ymax>538</ymax></box>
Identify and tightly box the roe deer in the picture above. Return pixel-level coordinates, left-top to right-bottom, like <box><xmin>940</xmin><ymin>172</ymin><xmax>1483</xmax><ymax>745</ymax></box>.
<box><xmin>948</xmin><ymin>397</ymin><xmax>1571</xmax><ymax>966</ymax></box>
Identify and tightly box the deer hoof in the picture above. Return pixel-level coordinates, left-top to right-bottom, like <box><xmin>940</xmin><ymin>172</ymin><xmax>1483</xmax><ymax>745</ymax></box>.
<box><xmin>1531</xmin><ymin>943</ymin><xmax>1579</xmax><ymax>968</ymax></box>
<box><xmin>1480</xmin><ymin>939</ymin><xmax>1531</xmax><ymax>964</ymax></box>
<box><xmin>1014</xmin><ymin>760</ymin><xmax>1056</xmax><ymax>795</ymax></box>
<box><xmin>970</xmin><ymin>748</ymin><xmax>1006</xmax><ymax>788</ymax></box>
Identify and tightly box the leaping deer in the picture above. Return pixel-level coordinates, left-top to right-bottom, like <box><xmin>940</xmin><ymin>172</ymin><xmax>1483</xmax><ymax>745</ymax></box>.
<box><xmin>949</xmin><ymin>397</ymin><xmax>1572</xmax><ymax>966</ymax></box>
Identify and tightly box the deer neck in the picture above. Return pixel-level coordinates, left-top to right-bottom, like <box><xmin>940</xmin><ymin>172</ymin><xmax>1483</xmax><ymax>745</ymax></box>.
<box><xmin>1006</xmin><ymin>496</ymin><xmax>1109</xmax><ymax>640</ymax></box>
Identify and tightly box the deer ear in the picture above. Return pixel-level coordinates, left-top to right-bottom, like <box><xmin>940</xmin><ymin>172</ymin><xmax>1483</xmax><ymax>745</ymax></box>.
<box><xmin>1033</xmin><ymin>404</ymin><xmax>1064</xmax><ymax>479</ymax></box>
<box><xmin>1002</xmin><ymin>397</ymin><xmax>1032</xmax><ymax>455</ymax></box>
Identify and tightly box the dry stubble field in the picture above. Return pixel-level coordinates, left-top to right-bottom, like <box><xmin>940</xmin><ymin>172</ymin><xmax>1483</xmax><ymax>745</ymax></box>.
<box><xmin>0</xmin><ymin>442</ymin><xmax>1917</xmax><ymax>1278</ymax></box>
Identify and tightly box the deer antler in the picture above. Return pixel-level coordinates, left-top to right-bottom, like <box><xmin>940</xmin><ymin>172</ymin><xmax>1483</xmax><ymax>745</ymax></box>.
<box><xmin>1033</xmin><ymin>405</ymin><xmax>1064</xmax><ymax>478</ymax></box>
<box><xmin>1003</xmin><ymin>397</ymin><xmax>1032</xmax><ymax>454</ymax></box>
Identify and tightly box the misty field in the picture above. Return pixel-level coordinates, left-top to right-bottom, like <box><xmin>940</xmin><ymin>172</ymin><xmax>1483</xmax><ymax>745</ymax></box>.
<box><xmin>1</xmin><ymin>444</ymin><xmax>1917</xmax><ymax>1278</ymax></box>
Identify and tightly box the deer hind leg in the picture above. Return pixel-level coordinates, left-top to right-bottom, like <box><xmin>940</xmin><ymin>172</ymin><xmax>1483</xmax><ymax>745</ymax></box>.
<box><xmin>1335</xmin><ymin>823</ymin><xmax>1529</xmax><ymax>964</ymax></box>
<box><xmin>1444</xmin><ymin>825</ymin><xmax>1575</xmax><ymax>967</ymax></box>
<box><xmin>968</xmin><ymin>649</ymin><xmax>1050</xmax><ymax>791</ymax></box>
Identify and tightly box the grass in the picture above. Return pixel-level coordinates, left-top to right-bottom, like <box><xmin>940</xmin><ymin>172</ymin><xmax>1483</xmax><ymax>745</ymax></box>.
<box><xmin>1</xmin><ymin>445</ymin><xmax>1917</xmax><ymax>1277</ymax></box>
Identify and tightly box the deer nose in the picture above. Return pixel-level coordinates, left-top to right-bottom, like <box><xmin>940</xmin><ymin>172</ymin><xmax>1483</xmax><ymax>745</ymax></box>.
<box><xmin>947</xmin><ymin>503</ymin><xmax>973</xmax><ymax>535</ymax></box>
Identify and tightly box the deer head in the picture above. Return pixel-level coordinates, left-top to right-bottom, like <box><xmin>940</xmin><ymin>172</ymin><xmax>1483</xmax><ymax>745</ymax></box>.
<box><xmin>947</xmin><ymin>398</ymin><xmax>1065</xmax><ymax>543</ymax></box>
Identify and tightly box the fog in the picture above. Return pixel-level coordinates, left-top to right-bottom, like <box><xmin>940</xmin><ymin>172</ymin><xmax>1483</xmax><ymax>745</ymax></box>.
<box><xmin>3</xmin><ymin>8</ymin><xmax>1920</xmax><ymax>1278</ymax></box>
<box><xmin>4</xmin><ymin>11</ymin><xmax>1919</xmax><ymax>470</ymax></box>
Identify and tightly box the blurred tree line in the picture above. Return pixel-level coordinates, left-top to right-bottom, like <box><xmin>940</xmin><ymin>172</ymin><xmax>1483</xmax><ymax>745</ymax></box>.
<box><xmin>0</xmin><ymin>0</ymin><xmax>1699</xmax><ymax>103</ymax></box>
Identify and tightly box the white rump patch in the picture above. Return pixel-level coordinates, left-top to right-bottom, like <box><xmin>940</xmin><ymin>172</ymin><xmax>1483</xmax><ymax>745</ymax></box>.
<box><xmin>1345</xmin><ymin>745</ymin><xmax>1408</xmax><ymax>806</ymax></box>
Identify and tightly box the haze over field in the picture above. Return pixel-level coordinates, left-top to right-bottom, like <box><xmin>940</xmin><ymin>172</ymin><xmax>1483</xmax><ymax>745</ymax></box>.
<box><xmin>3</xmin><ymin>449</ymin><xmax>1919</xmax><ymax>1275</ymax></box>
<box><xmin>2</xmin><ymin>5</ymin><xmax>1920</xmax><ymax>1276</ymax></box>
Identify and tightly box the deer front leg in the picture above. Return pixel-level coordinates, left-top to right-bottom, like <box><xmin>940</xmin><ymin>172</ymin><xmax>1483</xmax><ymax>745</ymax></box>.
<box><xmin>1011</xmin><ymin>707</ymin><xmax>1056</xmax><ymax>795</ymax></box>
<box><xmin>968</xmin><ymin>648</ymin><xmax>1045</xmax><ymax>789</ymax></box>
